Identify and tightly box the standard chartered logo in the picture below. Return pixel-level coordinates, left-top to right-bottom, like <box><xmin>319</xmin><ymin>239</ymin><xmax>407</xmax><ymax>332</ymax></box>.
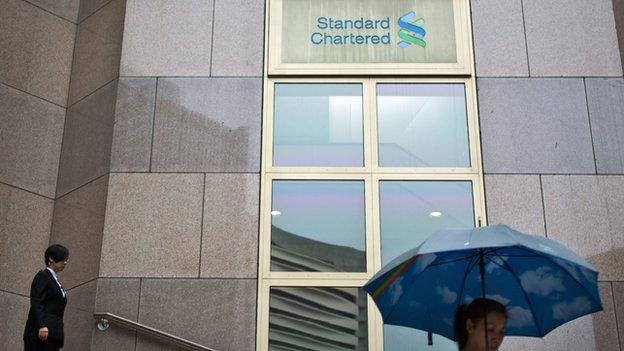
<box><xmin>307</xmin><ymin>12</ymin><xmax>427</xmax><ymax>48</ymax></box>
<box><xmin>397</xmin><ymin>11</ymin><xmax>426</xmax><ymax>48</ymax></box>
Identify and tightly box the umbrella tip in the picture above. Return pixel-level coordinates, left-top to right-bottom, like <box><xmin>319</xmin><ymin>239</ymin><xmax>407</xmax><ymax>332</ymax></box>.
<box><xmin>428</xmin><ymin>332</ymin><xmax>433</xmax><ymax>345</ymax></box>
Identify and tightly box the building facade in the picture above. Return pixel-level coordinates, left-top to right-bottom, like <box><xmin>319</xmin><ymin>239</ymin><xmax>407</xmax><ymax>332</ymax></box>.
<box><xmin>1</xmin><ymin>0</ymin><xmax>624</xmax><ymax>350</ymax></box>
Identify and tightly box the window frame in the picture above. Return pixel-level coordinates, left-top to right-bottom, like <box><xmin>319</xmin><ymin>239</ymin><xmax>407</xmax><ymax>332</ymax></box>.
<box><xmin>258</xmin><ymin>0</ymin><xmax>484</xmax><ymax>349</ymax></box>
<box><xmin>257</xmin><ymin>78</ymin><xmax>486</xmax><ymax>351</ymax></box>
<box><xmin>264</xmin><ymin>78</ymin><xmax>481</xmax><ymax>175</ymax></box>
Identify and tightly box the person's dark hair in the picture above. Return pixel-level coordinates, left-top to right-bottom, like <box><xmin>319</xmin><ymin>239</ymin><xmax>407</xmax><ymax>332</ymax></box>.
<box><xmin>454</xmin><ymin>298</ymin><xmax>507</xmax><ymax>349</ymax></box>
<box><xmin>44</xmin><ymin>244</ymin><xmax>69</xmax><ymax>266</ymax></box>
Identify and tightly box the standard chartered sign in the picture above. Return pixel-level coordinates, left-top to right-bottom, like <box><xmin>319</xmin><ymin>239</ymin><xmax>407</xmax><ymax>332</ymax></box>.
<box><xmin>276</xmin><ymin>0</ymin><xmax>459</xmax><ymax>65</ymax></box>
<box><xmin>310</xmin><ymin>17</ymin><xmax>393</xmax><ymax>45</ymax></box>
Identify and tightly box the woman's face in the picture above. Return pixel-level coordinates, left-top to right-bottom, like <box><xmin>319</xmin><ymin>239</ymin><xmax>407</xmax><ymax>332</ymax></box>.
<box><xmin>48</xmin><ymin>258</ymin><xmax>69</xmax><ymax>273</ymax></box>
<box><xmin>466</xmin><ymin>312</ymin><xmax>506</xmax><ymax>351</ymax></box>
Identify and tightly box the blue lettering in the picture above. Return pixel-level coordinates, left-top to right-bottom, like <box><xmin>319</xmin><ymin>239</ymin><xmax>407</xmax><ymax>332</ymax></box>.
<box><xmin>380</xmin><ymin>17</ymin><xmax>390</xmax><ymax>29</ymax></box>
<box><xmin>311</xmin><ymin>32</ymin><xmax>323</xmax><ymax>44</ymax></box>
<box><xmin>317</xmin><ymin>17</ymin><xmax>328</xmax><ymax>29</ymax></box>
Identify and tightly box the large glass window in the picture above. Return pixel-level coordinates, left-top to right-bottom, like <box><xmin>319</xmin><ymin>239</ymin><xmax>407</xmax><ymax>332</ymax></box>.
<box><xmin>379</xmin><ymin>180</ymin><xmax>474</xmax><ymax>265</ymax></box>
<box><xmin>271</xmin><ymin>180</ymin><xmax>367</xmax><ymax>272</ymax></box>
<box><xmin>269</xmin><ymin>287</ymin><xmax>369</xmax><ymax>351</ymax></box>
<box><xmin>273</xmin><ymin>84</ymin><xmax>364</xmax><ymax>167</ymax></box>
<box><xmin>259</xmin><ymin>78</ymin><xmax>483</xmax><ymax>351</ymax></box>
<box><xmin>379</xmin><ymin>180</ymin><xmax>475</xmax><ymax>350</ymax></box>
<box><xmin>377</xmin><ymin>84</ymin><xmax>470</xmax><ymax>167</ymax></box>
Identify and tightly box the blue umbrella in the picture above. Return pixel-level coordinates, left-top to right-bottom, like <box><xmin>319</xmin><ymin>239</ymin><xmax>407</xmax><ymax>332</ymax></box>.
<box><xmin>364</xmin><ymin>224</ymin><xmax>603</xmax><ymax>345</ymax></box>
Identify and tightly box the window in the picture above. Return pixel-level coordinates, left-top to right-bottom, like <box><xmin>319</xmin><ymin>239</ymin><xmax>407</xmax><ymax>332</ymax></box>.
<box><xmin>258</xmin><ymin>79</ymin><xmax>485</xmax><ymax>351</ymax></box>
<box><xmin>268</xmin><ymin>287</ymin><xmax>369</xmax><ymax>350</ymax></box>
<box><xmin>376</xmin><ymin>84</ymin><xmax>470</xmax><ymax>168</ymax></box>
<box><xmin>273</xmin><ymin>84</ymin><xmax>364</xmax><ymax>167</ymax></box>
<box><xmin>270</xmin><ymin>179</ymin><xmax>367</xmax><ymax>272</ymax></box>
<box><xmin>260</xmin><ymin>0</ymin><xmax>481</xmax><ymax>349</ymax></box>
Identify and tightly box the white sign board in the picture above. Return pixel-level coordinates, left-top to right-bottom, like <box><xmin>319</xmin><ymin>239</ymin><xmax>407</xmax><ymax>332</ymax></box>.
<box><xmin>268</xmin><ymin>0</ymin><xmax>472</xmax><ymax>75</ymax></box>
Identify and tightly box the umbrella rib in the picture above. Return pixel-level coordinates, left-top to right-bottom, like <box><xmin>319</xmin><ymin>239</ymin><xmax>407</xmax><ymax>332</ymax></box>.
<box><xmin>380</xmin><ymin>251</ymin><xmax>465</xmax><ymax>324</ymax></box>
<box><xmin>484</xmin><ymin>256</ymin><xmax>515</xmax><ymax>275</ymax></box>
<box><xmin>525</xmin><ymin>249</ymin><xmax>603</xmax><ymax>311</ymax></box>
<box><xmin>492</xmin><ymin>252</ymin><xmax>544</xmax><ymax>336</ymax></box>
<box><xmin>429</xmin><ymin>254</ymin><xmax>476</xmax><ymax>267</ymax></box>
<box><xmin>492</xmin><ymin>254</ymin><xmax>541</xmax><ymax>258</ymax></box>
<box><xmin>490</xmin><ymin>246</ymin><xmax>541</xmax><ymax>258</ymax></box>
<box><xmin>455</xmin><ymin>255</ymin><xmax>479</xmax><ymax>319</ymax></box>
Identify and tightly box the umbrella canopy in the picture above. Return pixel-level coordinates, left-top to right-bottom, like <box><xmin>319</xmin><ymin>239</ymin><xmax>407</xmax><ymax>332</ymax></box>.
<box><xmin>364</xmin><ymin>224</ymin><xmax>603</xmax><ymax>342</ymax></box>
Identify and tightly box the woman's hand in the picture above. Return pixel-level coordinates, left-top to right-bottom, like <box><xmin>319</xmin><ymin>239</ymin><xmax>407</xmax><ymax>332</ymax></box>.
<box><xmin>38</xmin><ymin>327</ymin><xmax>49</xmax><ymax>340</ymax></box>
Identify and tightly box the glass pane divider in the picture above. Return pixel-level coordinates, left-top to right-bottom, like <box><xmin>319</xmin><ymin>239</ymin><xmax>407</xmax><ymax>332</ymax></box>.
<box><xmin>368</xmin><ymin>78</ymin><xmax>381</xmax><ymax>171</ymax></box>
<box><xmin>264</xmin><ymin>169</ymin><xmax>481</xmax><ymax>176</ymax></box>
<box><xmin>261</xmin><ymin>278</ymin><xmax>372</xmax><ymax>286</ymax></box>
<box><xmin>260</xmin><ymin>80</ymin><xmax>275</xmax><ymax>175</ymax></box>
<box><xmin>265</xmin><ymin>172</ymin><xmax>373</xmax><ymax>179</ymax></box>
<box><xmin>363</xmin><ymin>79</ymin><xmax>374</xmax><ymax>176</ymax></box>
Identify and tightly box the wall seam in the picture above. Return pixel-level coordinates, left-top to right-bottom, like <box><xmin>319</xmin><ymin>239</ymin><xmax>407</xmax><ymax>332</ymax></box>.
<box><xmin>539</xmin><ymin>175</ymin><xmax>548</xmax><ymax>237</ymax></box>
<box><xmin>95</xmin><ymin>276</ymin><xmax>258</xmax><ymax>281</ymax></box>
<box><xmin>0</xmin><ymin>181</ymin><xmax>55</xmax><ymax>201</ymax></box>
<box><xmin>134</xmin><ymin>278</ymin><xmax>143</xmax><ymax>351</ymax></box>
<box><xmin>117</xmin><ymin>76</ymin><xmax>263</xmax><ymax>79</ymax></box>
<box><xmin>209</xmin><ymin>0</ymin><xmax>217</xmax><ymax>76</ymax></box>
<box><xmin>476</xmin><ymin>75</ymin><xmax>622</xmax><ymax>79</ymax></box>
<box><xmin>519</xmin><ymin>0</ymin><xmax>531</xmax><ymax>76</ymax></box>
<box><xmin>54</xmin><ymin>173</ymin><xmax>110</xmax><ymax>202</ymax></box>
<box><xmin>77</xmin><ymin>0</ymin><xmax>114</xmax><ymax>25</ymax></box>
<box><xmin>65</xmin><ymin>277</ymin><xmax>99</xmax><ymax>292</ymax></box>
<box><xmin>90</xmin><ymin>277</ymin><xmax>100</xmax><ymax>351</ymax></box>
<box><xmin>51</xmin><ymin>9</ymin><xmax>78</xmax><ymax>205</ymax></box>
<box><xmin>0</xmin><ymin>289</ymin><xmax>29</xmax><ymax>298</ymax></box>
<box><xmin>66</xmin><ymin>76</ymin><xmax>119</xmax><ymax>110</ymax></box>
<box><xmin>611</xmin><ymin>282</ymin><xmax>623</xmax><ymax>351</ymax></box>
<box><xmin>198</xmin><ymin>174</ymin><xmax>207</xmax><ymax>278</ymax></box>
<box><xmin>612</xmin><ymin>0</ymin><xmax>624</xmax><ymax>78</ymax></box>
<box><xmin>148</xmin><ymin>78</ymin><xmax>159</xmax><ymax>172</ymax></box>
<box><xmin>483</xmin><ymin>172</ymin><xmax>620</xmax><ymax>176</ymax></box>
<box><xmin>583</xmin><ymin>78</ymin><xmax>599</xmax><ymax>174</ymax></box>
<box><xmin>21</xmin><ymin>0</ymin><xmax>77</xmax><ymax>24</ymax></box>
<box><xmin>108</xmin><ymin>171</ymin><xmax>261</xmax><ymax>174</ymax></box>
<box><xmin>0</xmin><ymin>82</ymin><xmax>67</xmax><ymax>109</ymax></box>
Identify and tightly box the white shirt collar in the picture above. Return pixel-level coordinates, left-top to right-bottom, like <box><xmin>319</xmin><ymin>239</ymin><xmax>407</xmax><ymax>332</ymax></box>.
<box><xmin>46</xmin><ymin>267</ymin><xmax>58</xmax><ymax>280</ymax></box>
<box><xmin>46</xmin><ymin>267</ymin><xmax>66</xmax><ymax>297</ymax></box>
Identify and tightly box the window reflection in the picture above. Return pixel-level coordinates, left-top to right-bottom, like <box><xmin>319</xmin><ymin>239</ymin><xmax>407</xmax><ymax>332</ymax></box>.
<box><xmin>274</xmin><ymin>84</ymin><xmax>364</xmax><ymax>167</ymax></box>
<box><xmin>377</xmin><ymin>84</ymin><xmax>470</xmax><ymax>167</ymax></box>
<box><xmin>384</xmin><ymin>325</ymin><xmax>457</xmax><ymax>351</ymax></box>
<box><xmin>269</xmin><ymin>287</ymin><xmax>369</xmax><ymax>351</ymax></box>
<box><xmin>379</xmin><ymin>180</ymin><xmax>474</xmax><ymax>266</ymax></box>
<box><xmin>271</xmin><ymin>180</ymin><xmax>366</xmax><ymax>272</ymax></box>
<box><xmin>379</xmin><ymin>180</ymin><xmax>474</xmax><ymax>351</ymax></box>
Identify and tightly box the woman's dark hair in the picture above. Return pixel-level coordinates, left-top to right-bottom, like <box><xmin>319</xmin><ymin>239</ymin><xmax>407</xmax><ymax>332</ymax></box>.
<box><xmin>454</xmin><ymin>298</ymin><xmax>507</xmax><ymax>349</ymax></box>
<box><xmin>44</xmin><ymin>244</ymin><xmax>69</xmax><ymax>266</ymax></box>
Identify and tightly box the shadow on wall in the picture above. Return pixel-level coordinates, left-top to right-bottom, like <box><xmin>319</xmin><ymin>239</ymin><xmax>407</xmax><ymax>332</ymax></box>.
<box><xmin>589</xmin><ymin>248</ymin><xmax>624</xmax><ymax>349</ymax></box>
<box><xmin>587</xmin><ymin>247</ymin><xmax>624</xmax><ymax>282</ymax></box>
<box><xmin>61</xmin><ymin>83</ymin><xmax>256</xmax><ymax>350</ymax></box>
<box><xmin>155</xmin><ymin>82</ymin><xmax>251</xmax><ymax>170</ymax></box>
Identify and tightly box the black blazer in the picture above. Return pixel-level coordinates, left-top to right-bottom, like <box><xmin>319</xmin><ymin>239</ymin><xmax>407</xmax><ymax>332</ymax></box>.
<box><xmin>23</xmin><ymin>269</ymin><xmax>67</xmax><ymax>346</ymax></box>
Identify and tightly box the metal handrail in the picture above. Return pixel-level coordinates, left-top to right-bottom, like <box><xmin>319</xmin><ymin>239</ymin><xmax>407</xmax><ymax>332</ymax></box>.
<box><xmin>94</xmin><ymin>312</ymin><xmax>217</xmax><ymax>351</ymax></box>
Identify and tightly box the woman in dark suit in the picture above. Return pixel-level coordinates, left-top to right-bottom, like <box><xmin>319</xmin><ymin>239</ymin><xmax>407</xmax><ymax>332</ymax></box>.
<box><xmin>23</xmin><ymin>244</ymin><xmax>69</xmax><ymax>351</ymax></box>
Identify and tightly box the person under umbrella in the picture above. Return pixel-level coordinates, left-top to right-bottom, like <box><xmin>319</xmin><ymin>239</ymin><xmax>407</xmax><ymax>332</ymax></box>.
<box><xmin>364</xmin><ymin>224</ymin><xmax>603</xmax><ymax>351</ymax></box>
<box><xmin>454</xmin><ymin>298</ymin><xmax>507</xmax><ymax>351</ymax></box>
